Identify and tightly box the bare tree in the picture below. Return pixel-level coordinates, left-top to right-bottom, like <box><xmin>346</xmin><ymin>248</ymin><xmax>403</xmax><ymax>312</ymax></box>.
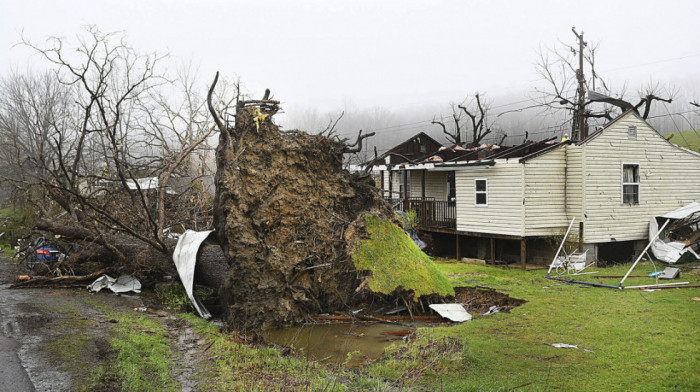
<box><xmin>1</xmin><ymin>26</ymin><xmax>236</xmax><ymax>262</ymax></box>
<box><xmin>534</xmin><ymin>28</ymin><xmax>673</xmax><ymax>138</ymax></box>
<box><xmin>432</xmin><ymin>93</ymin><xmax>493</xmax><ymax>147</ymax></box>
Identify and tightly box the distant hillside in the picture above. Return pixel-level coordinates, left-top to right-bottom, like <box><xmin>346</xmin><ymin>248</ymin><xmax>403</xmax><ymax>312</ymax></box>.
<box><xmin>666</xmin><ymin>129</ymin><xmax>700</xmax><ymax>153</ymax></box>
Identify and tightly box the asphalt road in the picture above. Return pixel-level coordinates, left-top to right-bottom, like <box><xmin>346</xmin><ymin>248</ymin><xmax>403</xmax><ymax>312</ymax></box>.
<box><xmin>0</xmin><ymin>257</ymin><xmax>36</xmax><ymax>391</ymax></box>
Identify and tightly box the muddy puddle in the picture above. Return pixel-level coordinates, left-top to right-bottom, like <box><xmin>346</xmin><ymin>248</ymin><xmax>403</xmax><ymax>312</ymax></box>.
<box><xmin>264</xmin><ymin>321</ymin><xmax>430</xmax><ymax>364</ymax></box>
<box><xmin>264</xmin><ymin>287</ymin><xmax>526</xmax><ymax>365</ymax></box>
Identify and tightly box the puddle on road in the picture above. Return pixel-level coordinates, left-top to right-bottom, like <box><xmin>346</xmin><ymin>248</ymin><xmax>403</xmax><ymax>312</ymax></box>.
<box><xmin>264</xmin><ymin>322</ymin><xmax>429</xmax><ymax>364</ymax></box>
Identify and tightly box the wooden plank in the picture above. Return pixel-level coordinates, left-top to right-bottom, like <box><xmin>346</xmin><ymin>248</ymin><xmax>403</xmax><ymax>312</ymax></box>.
<box><xmin>520</xmin><ymin>239</ymin><xmax>526</xmax><ymax>270</ymax></box>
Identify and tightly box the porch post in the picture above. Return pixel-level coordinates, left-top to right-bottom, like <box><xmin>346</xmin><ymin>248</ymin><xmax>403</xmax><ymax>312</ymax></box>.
<box><xmin>388</xmin><ymin>170</ymin><xmax>393</xmax><ymax>200</ymax></box>
<box><xmin>578</xmin><ymin>222</ymin><xmax>584</xmax><ymax>252</ymax></box>
<box><xmin>456</xmin><ymin>233</ymin><xmax>460</xmax><ymax>260</ymax></box>
<box><xmin>490</xmin><ymin>237</ymin><xmax>496</xmax><ymax>264</ymax></box>
<box><xmin>520</xmin><ymin>238</ymin><xmax>527</xmax><ymax>270</ymax></box>
<box><xmin>403</xmin><ymin>170</ymin><xmax>408</xmax><ymax>211</ymax></box>
<box><xmin>421</xmin><ymin>169</ymin><xmax>426</xmax><ymax>201</ymax></box>
<box><xmin>380</xmin><ymin>170</ymin><xmax>385</xmax><ymax>198</ymax></box>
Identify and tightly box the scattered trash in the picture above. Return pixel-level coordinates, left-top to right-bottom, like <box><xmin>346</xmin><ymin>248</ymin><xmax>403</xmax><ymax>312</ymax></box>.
<box><xmin>429</xmin><ymin>304</ymin><xmax>472</xmax><ymax>322</ymax></box>
<box><xmin>352</xmin><ymin>308</ymin><xmax>364</xmax><ymax>315</ymax></box>
<box><xmin>693</xmin><ymin>297</ymin><xmax>700</xmax><ymax>301</ymax></box>
<box><xmin>88</xmin><ymin>275</ymin><xmax>142</xmax><ymax>294</ymax></box>
<box><xmin>643</xmin><ymin>289</ymin><xmax>657</xmax><ymax>292</ymax></box>
<box><xmin>484</xmin><ymin>305</ymin><xmax>501</xmax><ymax>315</ymax></box>
<box><xmin>173</xmin><ymin>230</ymin><xmax>214</xmax><ymax>319</ymax></box>
<box><xmin>18</xmin><ymin>275</ymin><xmax>31</xmax><ymax>281</ymax></box>
<box><xmin>133</xmin><ymin>307</ymin><xmax>147</xmax><ymax>312</ymax></box>
<box><xmin>659</xmin><ymin>267</ymin><xmax>680</xmax><ymax>280</ymax></box>
<box><xmin>649</xmin><ymin>203</ymin><xmax>700</xmax><ymax>264</ymax></box>
<box><xmin>551</xmin><ymin>343</ymin><xmax>578</xmax><ymax>349</ymax></box>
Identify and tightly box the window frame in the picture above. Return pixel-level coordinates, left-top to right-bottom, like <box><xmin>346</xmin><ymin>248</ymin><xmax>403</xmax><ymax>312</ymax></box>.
<box><xmin>475</xmin><ymin>178</ymin><xmax>488</xmax><ymax>206</ymax></box>
<box><xmin>621</xmin><ymin>163</ymin><xmax>640</xmax><ymax>205</ymax></box>
<box><xmin>628</xmin><ymin>126</ymin><xmax>637</xmax><ymax>140</ymax></box>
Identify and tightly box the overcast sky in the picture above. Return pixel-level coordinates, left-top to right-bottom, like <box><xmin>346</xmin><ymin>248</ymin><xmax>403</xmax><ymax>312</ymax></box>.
<box><xmin>1</xmin><ymin>0</ymin><xmax>699</xmax><ymax>136</ymax></box>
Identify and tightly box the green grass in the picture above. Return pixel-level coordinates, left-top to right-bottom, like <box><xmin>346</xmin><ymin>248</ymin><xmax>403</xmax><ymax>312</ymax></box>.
<box><xmin>351</xmin><ymin>214</ymin><xmax>454</xmax><ymax>298</ymax></box>
<box><xmin>179</xmin><ymin>313</ymin><xmax>357</xmax><ymax>391</ymax></box>
<box><xmin>83</xmin><ymin>311</ymin><xmax>179</xmax><ymax>392</ymax></box>
<box><xmin>365</xmin><ymin>261</ymin><xmax>700</xmax><ymax>391</ymax></box>
<box><xmin>667</xmin><ymin>129</ymin><xmax>700</xmax><ymax>152</ymax></box>
<box><xmin>0</xmin><ymin>205</ymin><xmax>35</xmax><ymax>255</ymax></box>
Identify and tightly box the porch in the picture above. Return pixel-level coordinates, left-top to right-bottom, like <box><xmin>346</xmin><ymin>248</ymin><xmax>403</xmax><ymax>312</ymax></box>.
<box><xmin>384</xmin><ymin>197</ymin><xmax>456</xmax><ymax>230</ymax></box>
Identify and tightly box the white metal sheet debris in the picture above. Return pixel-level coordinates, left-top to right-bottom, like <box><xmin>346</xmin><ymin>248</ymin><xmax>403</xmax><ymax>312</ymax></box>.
<box><xmin>650</xmin><ymin>203</ymin><xmax>700</xmax><ymax>264</ymax></box>
<box><xmin>88</xmin><ymin>275</ymin><xmax>141</xmax><ymax>294</ymax></box>
<box><xmin>429</xmin><ymin>304</ymin><xmax>472</xmax><ymax>322</ymax></box>
<box><xmin>173</xmin><ymin>230</ymin><xmax>214</xmax><ymax>319</ymax></box>
<box><xmin>551</xmin><ymin>343</ymin><xmax>578</xmax><ymax>349</ymax></box>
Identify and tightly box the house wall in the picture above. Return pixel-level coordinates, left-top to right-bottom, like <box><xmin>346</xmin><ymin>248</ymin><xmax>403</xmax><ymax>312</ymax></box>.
<box><xmin>523</xmin><ymin>147</ymin><xmax>569</xmax><ymax>236</ymax></box>
<box><xmin>581</xmin><ymin>113</ymin><xmax>700</xmax><ymax>243</ymax></box>
<box><xmin>381</xmin><ymin>170</ymin><xmax>391</xmax><ymax>197</ymax></box>
<box><xmin>409</xmin><ymin>170</ymin><xmax>448</xmax><ymax>201</ymax></box>
<box><xmin>565</xmin><ymin>145</ymin><xmax>584</xmax><ymax>222</ymax></box>
<box><xmin>455</xmin><ymin>161</ymin><xmax>523</xmax><ymax>236</ymax></box>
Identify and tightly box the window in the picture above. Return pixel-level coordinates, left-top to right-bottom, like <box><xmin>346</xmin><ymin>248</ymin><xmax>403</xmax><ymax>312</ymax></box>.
<box><xmin>622</xmin><ymin>164</ymin><xmax>639</xmax><ymax>205</ymax></box>
<box><xmin>475</xmin><ymin>179</ymin><xmax>487</xmax><ymax>205</ymax></box>
<box><xmin>628</xmin><ymin>126</ymin><xmax>637</xmax><ymax>140</ymax></box>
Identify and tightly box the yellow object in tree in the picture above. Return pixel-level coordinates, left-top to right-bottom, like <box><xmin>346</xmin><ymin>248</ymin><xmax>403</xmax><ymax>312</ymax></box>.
<box><xmin>250</xmin><ymin>107</ymin><xmax>268</xmax><ymax>132</ymax></box>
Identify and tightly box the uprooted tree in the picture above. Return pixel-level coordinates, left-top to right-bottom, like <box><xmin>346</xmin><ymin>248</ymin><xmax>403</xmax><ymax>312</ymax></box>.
<box><xmin>3</xmin><ymin>26</ymin><xmax>455</xmax><ymax>331</ymax></box>
<box><xmin>208</xmin><ymin>74</ymin><xmax>453</xmax><ymax>330</ymax></box>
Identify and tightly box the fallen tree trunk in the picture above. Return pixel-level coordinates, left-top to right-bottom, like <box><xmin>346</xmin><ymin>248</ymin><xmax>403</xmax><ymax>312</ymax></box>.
<box><xmin>34</xmin><ymin>220</ymin><xmax>228</xmax><ymax>289</ymax></box>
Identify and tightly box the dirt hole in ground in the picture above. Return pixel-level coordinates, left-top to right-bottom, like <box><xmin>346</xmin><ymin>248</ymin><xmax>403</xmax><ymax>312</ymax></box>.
<box><xmin>453</xmin><ymin>286</ymin><xmax>527</xmax><ymax>314</ymax></box>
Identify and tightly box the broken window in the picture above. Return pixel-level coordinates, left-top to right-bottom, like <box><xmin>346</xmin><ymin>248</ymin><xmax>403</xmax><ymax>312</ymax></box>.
<box><xmin>622</xmin><ymin>164</ymin><xmax>639</xmax><ymax>205</ymax></box>
<box><xmin>475</xmin><ymin>178</ymin><xmax>487</xmax><ymax>205</ymax></box>
<box><xmin>628</xmin><ymin>126</ymin><xmax>637</xmax><ymax>140</ymax></box>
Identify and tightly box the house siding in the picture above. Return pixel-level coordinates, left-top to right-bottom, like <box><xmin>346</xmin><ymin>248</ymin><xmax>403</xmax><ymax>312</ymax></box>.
<box><xmin>523</xmin><ymin>147</ymin><xmax>568</xmax><ymax>236</ymax></box>
<box><xmin>409</xmin><ymin>170</ymin><xmax>448</xmax><ymax>201</ymax></box>
<box><xmin>582</xmin><ymin>113</ymin><xmax>700</xmax><ymax>243</ymax></box>
<box><xmin>455</xmin><ymin>161</ymin><xmax>523</xmax><ymax>236</ymax></box>
<box><xmin>565</xmin><ymin>145</ymin><xmax>584</xmax><ymax>222</ymax></box>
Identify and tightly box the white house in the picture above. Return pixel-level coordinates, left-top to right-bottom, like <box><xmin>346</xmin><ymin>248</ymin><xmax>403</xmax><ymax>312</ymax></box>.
<box><xmin>377</xmin><ymin>111</ymin><xmax>700</xmax><ymax>266</ymax></box>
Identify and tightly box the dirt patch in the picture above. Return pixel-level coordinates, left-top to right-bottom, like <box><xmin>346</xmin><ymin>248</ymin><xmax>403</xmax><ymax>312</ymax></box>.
<box><xmin>453</xmin><ymin>286</ymin><xmax>527</xmax><ymax>314</ymax></box>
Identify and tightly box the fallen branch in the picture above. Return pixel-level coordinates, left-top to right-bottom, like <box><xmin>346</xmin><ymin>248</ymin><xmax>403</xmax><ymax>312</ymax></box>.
<box><xmin>11</xmin><ymin>269</ymin><xmax>107</xmax><ymax>289</ymax></box>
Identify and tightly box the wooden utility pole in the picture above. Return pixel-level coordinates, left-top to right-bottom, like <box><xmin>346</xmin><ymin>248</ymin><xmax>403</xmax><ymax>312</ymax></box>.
<box><xmin>572</xmin><ymin>27</ymin><xmax>587</xmax><ymax>141</ymax></box>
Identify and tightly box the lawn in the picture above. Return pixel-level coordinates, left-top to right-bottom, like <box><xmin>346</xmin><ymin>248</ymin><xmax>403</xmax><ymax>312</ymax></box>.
<box><xmin>174</xmin><ymin>260</ymin><xmax>699</xmax><ymax>391</ymax></box>
<box><xmin>368</xmin><ymin>261</ymin><xmax>700</xmax><ymax>391</ymax></box>
<box><xmin>667</xmin><ymin>128</ymin><xmax>700</xmax><ymax>153</ymax></box>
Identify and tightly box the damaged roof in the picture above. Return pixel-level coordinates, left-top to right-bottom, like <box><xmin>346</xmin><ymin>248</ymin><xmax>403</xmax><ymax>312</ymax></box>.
<box><xmin>376</xmin><ymin>132</ymin><xmax>561</xmax><ymax>169</ymax></box>
<box><xmin>380</xmin><ymin>132</ymin><xmax>444</xmax><ymax>164</ymax></box>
